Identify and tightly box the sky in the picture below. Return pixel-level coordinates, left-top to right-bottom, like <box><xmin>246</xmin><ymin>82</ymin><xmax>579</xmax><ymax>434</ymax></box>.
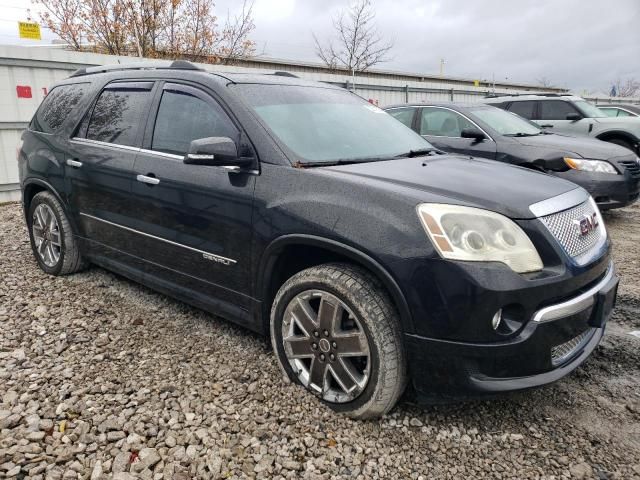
<box><xmin>1</xmin><ymin>0</ymin><xmax>639</xmax><ymax>93</ymax></box>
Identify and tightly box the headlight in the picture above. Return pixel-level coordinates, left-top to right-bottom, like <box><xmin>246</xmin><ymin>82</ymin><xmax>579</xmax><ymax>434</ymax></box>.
<box><xmin>417</xmin><ymin>204</ymin><xmax>543</xmax><ymax>273</ymax></box>
<box><xmin>564</xmin><ymin>157</ymin><xmax>618</xmax><ymax>174</ymax></box>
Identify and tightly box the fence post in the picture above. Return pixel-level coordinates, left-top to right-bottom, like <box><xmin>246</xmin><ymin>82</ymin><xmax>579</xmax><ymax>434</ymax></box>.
<box><xmin>404</xmin><ymin>84</ymin><xmax>409</xmax><ymax>103</ymax></box>
<box><xmin>450</xmin><ymin>88</ymin><xmax>454</xmax><ymax>101</ymax></box>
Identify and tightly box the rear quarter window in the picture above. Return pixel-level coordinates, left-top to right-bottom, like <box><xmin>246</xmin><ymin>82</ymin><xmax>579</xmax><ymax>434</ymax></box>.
<box><xmin>31</xmin><ymin>83</ymin><xmax>89</xmax><ymax>134</ymax></box>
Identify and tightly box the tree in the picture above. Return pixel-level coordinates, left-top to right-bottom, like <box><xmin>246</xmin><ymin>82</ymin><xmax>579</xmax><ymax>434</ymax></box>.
<box><xmin>30</xmin><ymin>0</ymin><xmax>84</xmax><ymax>50</ymax></box>
<box><xmin>314</xmin><ymin>0</ymin><xmax>393</xmax><ymax>72</ymax></box>
<box><xmin>613</xmin><ymin>77</ymin><xmax>640</xmax><ymax>97</ymax></box>
<box><xmin>31</xmin><ymin>0</ymin><xmax>256</xmax><ymax>62</ymax></box>
<box><xmin>536</xmin><ymin>77</ymin><xmax>554</xmax><ymax>88</ymax></box>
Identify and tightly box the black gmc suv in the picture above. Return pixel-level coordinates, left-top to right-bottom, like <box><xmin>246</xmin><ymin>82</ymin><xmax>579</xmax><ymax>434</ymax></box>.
<box><xmin>18</xmin><ymin>61</ymin><xmax>619</xmax><ymax>419</ymax></box>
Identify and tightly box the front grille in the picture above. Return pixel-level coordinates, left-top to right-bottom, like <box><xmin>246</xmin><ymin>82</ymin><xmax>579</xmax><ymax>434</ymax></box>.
<box><xmin>551</xmin><ymin>329</ymin><xmax>592</xmax><ymax>366</ymax></box>
<box><xmin>540</xmin><ymin>201</ymin><xmax>603</xmax><ymax>258</ymax></box>
<box><xmin>619</xmin><ymin>160</ymin><xmax>640</xmax><ymax>179</ymax></box>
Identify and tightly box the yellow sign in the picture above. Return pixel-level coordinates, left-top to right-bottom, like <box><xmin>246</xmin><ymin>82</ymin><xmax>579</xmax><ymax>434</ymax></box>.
<box><xmin>18</xmin><ymin>21</ymin><xmax>41</xmax><ymax>40</ymax></box>
<box><xmin>473</xmin><ymin>80</ymin><xmax>480</xmax><ymax>87</ymax></box>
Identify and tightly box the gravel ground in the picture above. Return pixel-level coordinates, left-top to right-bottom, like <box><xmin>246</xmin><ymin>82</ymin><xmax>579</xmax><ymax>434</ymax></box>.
<box><xmin>1</xmin><ymin>201</ymin><xmax>639</xmax><ymax>480</ymax></box>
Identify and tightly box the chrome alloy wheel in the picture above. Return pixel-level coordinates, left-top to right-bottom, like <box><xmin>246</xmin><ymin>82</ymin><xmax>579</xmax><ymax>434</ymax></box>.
<box><xmin>282</xmin><ymin>290</ymin><xmax>371</xmax><ymax>403</ymax></box>
<box><xmin>32</xmin><ymin>204</ymin><xmax>61</xmax><ymax>267</ymax></box>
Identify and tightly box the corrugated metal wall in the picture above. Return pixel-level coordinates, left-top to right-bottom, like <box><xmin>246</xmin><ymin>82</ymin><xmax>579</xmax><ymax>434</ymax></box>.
<box><xmin>1</xmin><ymin>44</ymin><xmax>626</xmax><ymax>202</ymax></box>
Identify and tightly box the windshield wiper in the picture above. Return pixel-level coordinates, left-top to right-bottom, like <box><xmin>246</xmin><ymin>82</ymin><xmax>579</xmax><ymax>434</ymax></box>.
<box><xmin>393</xmin><ymin>148</ymin><xmax>438</xmax><ymax>159</ymax></box>
<box><xmin>294</xmin><ymin>157</ymin><xmax>388</xmax><ymax>168</ymax></box>
<box><xmin>504</xmin><ymin>132</ymin><xmax>541</xmax><ymax>137</ymax></box>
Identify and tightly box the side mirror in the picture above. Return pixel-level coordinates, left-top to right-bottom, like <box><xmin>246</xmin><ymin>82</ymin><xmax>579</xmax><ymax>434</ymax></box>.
<box><xmin>566</xmin><ymin>113</ymin><xmax>582</xmax><ymax>121</ymax></box>
<box><xmin>461</xmin><ymin>128</ymin><xmax>487</xmax><ymax>141</ymax></box>
<box><xmin>184</xmin><ymin>137</ymin><xmax>243</xmax><ymax>166</ymax></box>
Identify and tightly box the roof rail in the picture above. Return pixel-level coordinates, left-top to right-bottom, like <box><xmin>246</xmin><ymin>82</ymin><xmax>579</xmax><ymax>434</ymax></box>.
<box><xmin>70</xmin><ymin>60</ymin><xmax>204</xmax><ymax>78</ymax></box>
<box><xmin>273</xmin><ymin>71</ymin><xmax>298</xmax><ymax>78</ymax></box>
<box><xmin>484</xmin><ymin>92</ymin><xmax>573</xmax><ymax>99</ymax></box>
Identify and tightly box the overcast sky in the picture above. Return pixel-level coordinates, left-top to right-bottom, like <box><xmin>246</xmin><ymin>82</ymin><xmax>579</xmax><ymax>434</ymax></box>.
<box><xmin>2</xmin><ymin>0</ymin><xmax>639</xmax><ymax>93</ymax></box>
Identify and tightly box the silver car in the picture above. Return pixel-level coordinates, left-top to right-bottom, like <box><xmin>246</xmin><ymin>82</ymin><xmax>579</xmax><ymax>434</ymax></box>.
<box><xmin>484</xmin><ymin>94</ymin><xmax>640</xmax><ymax>153</ymax></box>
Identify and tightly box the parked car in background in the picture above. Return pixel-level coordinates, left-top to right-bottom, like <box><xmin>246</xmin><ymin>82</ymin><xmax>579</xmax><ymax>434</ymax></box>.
<box><xmin>385</xmin><ymin>103</ymin><xmax>640</xmax><ymax>210</ymax></box>
<box><xmin>19</xmin><ymin>62</ymin><xmax>619</xmax><ymax>418</ymax></box>
<box><xmin>597</xmin><ymin>104</ymin><xmax>640</xmax><ymax>118</ymax></box>
<box><xmin>483</xmin><ymin>94</ymin><xmax>640</xmax><ymax>153</ymax></box>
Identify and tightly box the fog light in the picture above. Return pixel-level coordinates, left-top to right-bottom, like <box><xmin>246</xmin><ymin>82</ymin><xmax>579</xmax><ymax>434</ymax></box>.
<box><xmin>491</xmin><ymin>309</ymin><xmax>503</xmax><ymax>331</ymax></box>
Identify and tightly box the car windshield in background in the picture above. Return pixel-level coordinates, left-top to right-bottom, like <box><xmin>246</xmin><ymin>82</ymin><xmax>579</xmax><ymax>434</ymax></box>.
<box><xmin>574</xmin><ymin>101</ymin><xmax>607</xmax><ymax>118</ymax></box>
<box><xmin>233</xmin><ymin>85</ymin><xmax>432</xmax><ymax>163</ymax></box>
<box><xmin>468</xmin><ymin>106</ymin><xmax>541</xmax><ymax>136</ymax></box>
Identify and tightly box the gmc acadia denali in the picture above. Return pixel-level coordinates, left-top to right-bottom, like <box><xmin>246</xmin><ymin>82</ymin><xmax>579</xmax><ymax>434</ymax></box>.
<box><xmin>18</xmin><ymin>61</ymin><xmax>619</xmax><ymax>419</ymax></box>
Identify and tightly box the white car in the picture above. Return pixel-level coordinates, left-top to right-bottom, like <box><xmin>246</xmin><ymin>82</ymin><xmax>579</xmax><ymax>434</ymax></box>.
<box><xmin>484</xmin><ymin>94</ymin><xmax>640</xmax><ymax>153</ymax></box>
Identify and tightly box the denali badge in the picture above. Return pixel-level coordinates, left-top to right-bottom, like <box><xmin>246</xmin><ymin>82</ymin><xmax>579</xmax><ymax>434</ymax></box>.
<box><xmin>574</xmin><ymin>213</ymin><xmax>598</xmax><ymax>237</ymax></box>
<box><xmin>202</xmin><ymin>253</ymin><xmax>235</xmax><ymax>266</ymax></box>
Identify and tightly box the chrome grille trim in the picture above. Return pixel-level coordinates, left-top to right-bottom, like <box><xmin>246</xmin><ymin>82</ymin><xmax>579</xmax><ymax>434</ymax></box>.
<box><xmin>539</xmin><ymin>198</ymin><xmax>605</xmax><ymax>259</ymax></box>
<box><xmin>529</xmin><ymin>188</ymin><xmax>588</xmax><ymax>217</ymax></box>
<box><xmin>551</xmin><ymin>329</ymin><xmax>593</xmax><ymax>366</ymax></box>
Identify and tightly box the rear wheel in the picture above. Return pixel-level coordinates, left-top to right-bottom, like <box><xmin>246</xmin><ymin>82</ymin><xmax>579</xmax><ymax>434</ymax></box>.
<box><xmin>27</xmin><ymin>191</ymin><xmax>87</xmax><ymax>275</ymax></box>
<box><xmin>270</xmin><ymin>263</ymin><xmax>407</xmax><ymax>419</ymax></box>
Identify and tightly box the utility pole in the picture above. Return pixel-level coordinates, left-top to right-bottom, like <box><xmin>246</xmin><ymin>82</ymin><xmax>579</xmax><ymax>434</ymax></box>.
<box><xmin>439</xmin><ymin>58</ymin><xmax>445</xmax><ymax>76</ymax></box>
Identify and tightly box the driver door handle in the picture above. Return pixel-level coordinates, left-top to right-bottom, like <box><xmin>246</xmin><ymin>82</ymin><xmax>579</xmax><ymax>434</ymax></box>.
<box><xmin>66</xmin><ymin>159</ymin><xmax>83</xmax><ymax>168</ymax></box>
<box><xmin>136</xmin><ymin>174</ymin><xmax>160</xmax><ymax>185</ymax></box>
<box><xmin>540</xmin><ymin>124</ymin><xmax>554</xmax><ymax>128</ymax></box>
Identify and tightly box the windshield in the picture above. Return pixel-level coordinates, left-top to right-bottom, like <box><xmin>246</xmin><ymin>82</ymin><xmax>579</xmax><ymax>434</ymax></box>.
<box><xmin>573</xmin><ymin>100</ymin><xmax>607</xmax><ymax>118</ymax></box>
<box><xmin>232</xmin><ymin>84</ymin><xmax>432</xmax><ymax>163</ymax></box>
<box><xmin>468</xmin><ymin>106</ymin><xmax>541</xmax><ymax>135</ymax></box>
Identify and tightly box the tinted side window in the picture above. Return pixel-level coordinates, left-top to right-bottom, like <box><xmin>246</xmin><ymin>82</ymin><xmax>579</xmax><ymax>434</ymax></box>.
<box><xmin>507</xmin><ymin>101</ymin><xmax>536</xmax><ymax>119</ymax></box>
<box><xmin>539</xmin><ymin>101</ymin><xmax>578</xmax><ymax>120</ymax></box>
<box><xmin>387</xmin><ymin>108</ymin><xmax>415</xmax><ymax>128</ymax></box>
<box><xmin>31</xmin><ymin>84</ymin><xmax>89</xmax><ymax>134</ymax></box>
<box><xmin>420</xmin><ymin>108</ymin><xmax>474</xmax><ymax>137</ymax></box>
<box><xmin>151</xmin><ymin>88</ymin><xmax>237</xmax><ymax>155</ymax></box>
<box><xmin>86</xmin><ymin>85</ymin><xmax>152</xmax><ymax>147</ymax></box>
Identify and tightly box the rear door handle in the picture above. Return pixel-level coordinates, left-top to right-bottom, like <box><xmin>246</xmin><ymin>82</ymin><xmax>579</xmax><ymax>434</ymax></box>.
<box><xmin>66</xmin><ymin>159</ymin><xmax>83</xmax><ymax>168</ymax></box>
<box><xmin>540</xmin><ymin>124</ymin><xmax>554</xmax><ymax>128</ymax></box>
<box><xmin>136</xmin><ymin>174</ymin><xmax>160</xmax><ymax>185</ymax></box>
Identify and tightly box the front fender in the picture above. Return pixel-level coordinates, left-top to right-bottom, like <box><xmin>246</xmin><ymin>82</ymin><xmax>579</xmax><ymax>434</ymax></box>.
<box><xmin>257</xmin><ymin>234</ymin><xmax>415</xmax><ymax>334</ymax></box>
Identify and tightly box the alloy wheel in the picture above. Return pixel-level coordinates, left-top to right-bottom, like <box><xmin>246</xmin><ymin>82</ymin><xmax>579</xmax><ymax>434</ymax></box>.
<box><xmin>282</xmin><ymin>290</ymin><xmax>371</xmax><ymax>403</ymax></box>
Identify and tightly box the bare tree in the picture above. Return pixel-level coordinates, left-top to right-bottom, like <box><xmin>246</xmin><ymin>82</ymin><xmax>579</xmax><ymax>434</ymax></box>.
<box><xmin>314</xmin><ymin>0</ymin><xmax>393</xmax><ymax>72</ymax></box>
<box><xmin>613</xmin><ymin>77</ymin><xmax>640</xmax><ymax>97</ymax></box>
<box><xmin>536</xmin><ymin>76</ymin><xmax>554</xmax><ymax>88</ymax></box>
<box><xmin>216</xmin><ymin>0</ymin><xmax>256</xmax><ymax>64</ymax></box>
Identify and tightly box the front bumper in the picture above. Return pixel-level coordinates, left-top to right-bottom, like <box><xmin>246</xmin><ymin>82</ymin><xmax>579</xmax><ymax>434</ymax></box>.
<box><xmin>554</xmin><ymin>169</ymin><xmax>639</xmax><ymax>210</ymax></box>
<box><xmin>405</xmin><ymin>262</ymin><xmax>618</xmax><ymax>400</ymax></box>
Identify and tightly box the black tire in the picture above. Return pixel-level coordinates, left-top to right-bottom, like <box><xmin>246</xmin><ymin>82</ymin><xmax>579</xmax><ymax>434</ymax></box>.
<box><xmin>270</xmin><ymin>263</ymin><xmax>407</xmax><ymax>419</ymax></box>
<box><xmin>607</xmin><ymin>137</ymin><xmax>634</xmax><ymax>152</ymax></box>
<box><xmin>27</xmin><ymin>191</ymin><xmax>87</xmax><ymax>276</ymax></box>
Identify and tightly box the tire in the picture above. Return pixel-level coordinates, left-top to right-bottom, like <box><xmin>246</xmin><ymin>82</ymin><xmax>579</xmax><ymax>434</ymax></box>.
<box><xmin>270</xmin><ymin>263</ymin><xmax>407</xmax><ymax>419</ymax></box>
<box><xmin>607</xmin><ymin>137</ymin><xmax>634</xmax><ymax>152</ymax></box>
<box><xmin>27</xmin><ymin>191</ymin><xmax>87</xmax><ymax>276</ymax></box>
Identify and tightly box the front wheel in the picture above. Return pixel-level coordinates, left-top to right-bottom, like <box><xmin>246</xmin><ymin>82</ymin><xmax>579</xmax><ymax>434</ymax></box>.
<box><xmin>270</xmin><ymin>263</ymin><xmax>407</xmax><ymax>419</ymax></box>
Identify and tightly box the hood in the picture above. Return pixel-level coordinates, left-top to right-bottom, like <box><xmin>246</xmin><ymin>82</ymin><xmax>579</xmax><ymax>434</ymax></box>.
<box><xmin>593</xmin><ymin>116</ymin><xmax>640</xmax><ymax>127</ymax></box>
<box><xmin>324</xmin><ymin>155</ymin><xmax>579</xmax><ymax>219</ymax></box>
<box><xmin>511</xmin><ymin>133</ymin><xmax>631</xmax><ymax>160</ymax></box>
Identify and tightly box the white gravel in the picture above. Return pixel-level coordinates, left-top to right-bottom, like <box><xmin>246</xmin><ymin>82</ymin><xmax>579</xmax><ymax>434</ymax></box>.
<box><xmin>1</xmin><ymin>201</ymin><xmax>639</xmax><ymax>479</ymax></box>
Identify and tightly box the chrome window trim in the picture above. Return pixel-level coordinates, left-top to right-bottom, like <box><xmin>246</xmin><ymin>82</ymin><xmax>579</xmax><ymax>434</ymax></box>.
<box><xmin>529</xmin><ymin>188</ymin><xmax>589</xmax><ymax>217</ymax></box>
<box><xmin>400</xmin><ymin>105</ymin><xmax>495</xmax><ymax>142</ymax></box>
<box><xmin>533</xmin><ymin>263</ymin><xmax>615</xmax><ymax>323</ymax></box>
<box><xmin>70</xmin><ymin>137</ymin><xmax>141</xmax><ymax>153</ymax></box>
<box><xmin>420</xmin><ymin>105</ymin><xmax>495</xmax><ymax>143</ymax></box>
<box><xmin>79</xmin><ymin>212</ymin><xmax>237</xmax><ymax>265</ymax></box>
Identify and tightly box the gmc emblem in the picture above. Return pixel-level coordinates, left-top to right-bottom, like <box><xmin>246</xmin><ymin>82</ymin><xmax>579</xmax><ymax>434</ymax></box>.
<box><xmin>574</xmin><ymin>213</ymin><xmax>598</xmax><ymax>236</ymax></box>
